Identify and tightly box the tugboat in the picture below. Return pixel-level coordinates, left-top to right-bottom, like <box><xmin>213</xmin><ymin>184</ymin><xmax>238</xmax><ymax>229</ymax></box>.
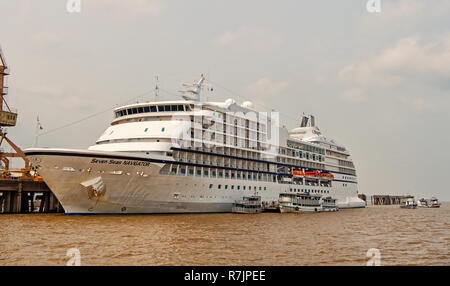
<box><xmin>400</xmin><ymin>197</ymin><xmax>417</xmax><ymax>209</ymax></box>
<box><xmin>232</xmin><ymin>196</ymin><xmax>263</xmax><ymax>214</ymax></box>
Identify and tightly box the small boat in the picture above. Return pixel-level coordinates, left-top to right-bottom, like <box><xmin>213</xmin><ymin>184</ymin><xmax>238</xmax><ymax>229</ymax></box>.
<box><xmin>400</xmin><ymin>197</ymin><xmax>417</xmax><ymax>209</ymax></box>
<box><xmin>321</xmin><ymin>197</ymin><xmax>339</xmax><ymax>212</ymax></box>
<box><xmin>278</xmin><ymin>192</ymin><xmax>322</xmax><ymax>213</ymax></box>
<box><xmin>232</xmin><ymin>196</ymin><xmax>262</xmax><ymax>214</ymax></box>
<box><xmin>430</xmin><ymin>197</ymin><xmax>441</xmax><ymax>208</ymax></box>
<box><xmin>417</xmin><ymin>197</ymin><xmax>441</xmax><ymax>208</ymax></box>
<box><xmin>417</xmin><ymin>198</ymin><xmax>429</xmax><ymax>208</ymax></box>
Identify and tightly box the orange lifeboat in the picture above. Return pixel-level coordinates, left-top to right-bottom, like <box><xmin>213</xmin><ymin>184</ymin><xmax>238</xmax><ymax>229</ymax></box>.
<box><xmin>305</xmin><ymin>170</ymin><xmax>320</xmax><ymax>177</ymax></box>
<box><xmin>292</xmin><ymin>170</ymin><xmax>305</xmax><ymax>176</ymax></box>
<box><xmin>319</xmin><ymin>172</ymin><xmax>334</xmax><ymax>179</ymax></box>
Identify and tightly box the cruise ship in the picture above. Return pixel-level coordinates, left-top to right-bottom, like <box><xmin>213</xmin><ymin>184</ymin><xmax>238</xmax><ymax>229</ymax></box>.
<box><xmin>24</xmin><ymin>75</ymin><xmax>365</xmax><ymax>214</ymax></box>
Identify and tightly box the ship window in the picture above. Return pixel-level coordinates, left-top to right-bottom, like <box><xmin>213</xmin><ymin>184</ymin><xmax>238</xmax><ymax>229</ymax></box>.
<box><xmin>127</xmin><ymin>108</ymin><xmax>132</xmax><ymax>114</ymax></box>
<box><xmin>237</xmin><ymin>173</ymin><xmax>241</xmax><ymax>179</ymax></box>
<box><xmin>237</xmin><ymin>186</ymin><xmax>240</xmax><ymax>190</ymax></box>
<box><xmin>225</xmin><ymin>172</ymin><xmax>229</xmax><ymax>178</ymax></box>
<box><xmin>212</xmin><ymin>170</ymin><xmax>217</xmax><ymax>177</ymax></box>
<box><xmin>161</xmin><ymin>127</ymin><xmax>165</xmax><ymax>132</ymax></box>
<box><xmin>180</xmin><ymin>168</ymin><xmax>186</xmax><ymax>174</ymax></box>
<box><xmin>132</xmin><ymin>108</ymin><xmax>138</xmax><ymax>114</ymax></box>
<box><xmin>138</xmin><ymin>107</ymin><xmax>144</xmax><ymax>113</ymax></box>
<box><xmin>171</xmin><ymin>105</ymin><xmax>177</xmax><ymax>111</ymax></box>
<box><xmin>158</xmin><ymin>105</ymin><xmax>164</xmax><ymax>112</ymax></box>
<box><xmin>209</xmin><ymin>184</ymin><xmax>213</xmax><ymax>188</ymax></box>
<box><xmin>231</xmin><ymin>185</ymin><xmax>234</xmax><ymax>190</ymax></box>
<box><xmin>144</xmin><ymin>128</ymin><xmax>148</xmax><ymax>132</ymax></box>
<box><xmin>218</xmin><ymin>171</ymin><xmax>223</xmax><ymax>178</ymax></box>
<box><xmin>218</xmin><ymin>184</ymin><xmax>222</xmax><ymax>189</ymax></box>
<box><xmin>196</xmin><ymin>169</ymin><xmax>201</xmax><ymax>176</ymax></box>
<box><xmin>188</xmin><ymin>169</ymin><xmax>194</xmax><ymax>175</ymax></box>
<box><xmin>259</xmin><ymin>186</ymin><xmax>261</xmax><ymax>190</ymax></box>
<box><xmin>171</xmin><ymin>167</ymin><xmax>177</xmax><ymax>174</ymax></box>
<box><xmin>243</xmin><ymin>186</ymin><xmax>246</xmax><ymax>190</ymax></box>
<box><xmin>164</xmin><ymin>105</ymin><xmax>171</xmax><ymax>111</ymax></box>
<box><xmin>204</xmin><ymin>170</ymin><xmax>209</xmax><ymax>177</ymax></box>
<box><xmin>144</xmin><ymin>106</ymin><xmax>150</xmax><ymax>113</ymax></box>
<box><xmin>150</xmin><ymin>106</ymin><xmax>157</xmax><ymax>112</ymax></box>
<box><xmin>225</xmin><ymin>185</ymin><xmax>228</xmax><ymax>190</ymax></box>
<box><xmin>185</xmin><ymin>105</ymin><xmax>192</xmax><ymax>111</ymax></box>
<box><xmin>177</xmin><ymin>105</ymin><xmax>184</xmax><ymax>111</ymax></box>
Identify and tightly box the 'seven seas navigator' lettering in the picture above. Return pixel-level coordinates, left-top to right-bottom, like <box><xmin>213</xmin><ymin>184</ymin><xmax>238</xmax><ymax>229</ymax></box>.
<box><xmin>90</xmin><ymin>158</ymin><xmax>151</xmax><ymax>167</ymax></box>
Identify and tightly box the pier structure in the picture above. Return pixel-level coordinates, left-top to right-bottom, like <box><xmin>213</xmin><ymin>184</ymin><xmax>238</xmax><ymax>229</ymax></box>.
<box><xmin>0</xmin><ymin>179</ymin><xmax>63</xmax><ymax>213</ymax></box>
<box><xmin>370</xmin><ymin>195</ymin><xmax>412</xmax><ymax>205</ymax></box>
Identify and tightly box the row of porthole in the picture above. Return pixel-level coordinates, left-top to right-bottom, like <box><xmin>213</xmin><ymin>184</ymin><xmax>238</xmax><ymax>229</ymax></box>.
<box><xmin>57</xmin><ymin>166</ymin><xmax>149</xmax><ymax>177</ymax></box>
<box><xmin>208</xmin><ymin>184</ymin><xmax>266</xmax><ymax>191</ymax></box>
<box><xmin>289</xmin><ymin>188</ymin><xmax>330</xmax><ymax>194</ymax></box>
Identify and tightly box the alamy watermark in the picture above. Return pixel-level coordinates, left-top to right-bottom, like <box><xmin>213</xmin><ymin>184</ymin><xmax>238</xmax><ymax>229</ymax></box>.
<box><xmin>366</xmin><ymin>248</ymin><xmax>381</xmax><ymax>266</ymax></box>
<box><xmin>169</xmin><ymin>107</ymin><xmax>281</xmax><ymax>159</ymax></box>
<box><xmin>66</xmin><ymin>248</ymin><xmax>81</xmax><ymax>266</ymax></box>
<box><xmin>366</xmin><ymin>0</ymin><xmax>381</xmax><ymax>13</ymax></box>
<box><xmin>67</xmin><ymin>0</ymin><xmax>81</xmax><ymax>13</ymax></box>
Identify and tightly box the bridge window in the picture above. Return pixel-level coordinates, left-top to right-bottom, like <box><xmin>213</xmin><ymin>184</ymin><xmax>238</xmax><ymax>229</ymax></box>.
<box><xmin>150</xmin><ymin>106</ymin><xmax>157</xmax><ymax>112</ymax></box>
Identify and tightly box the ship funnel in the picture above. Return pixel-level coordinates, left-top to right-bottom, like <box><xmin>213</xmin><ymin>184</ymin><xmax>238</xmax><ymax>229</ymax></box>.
<box><xmin>299</xmin><ymin>114</ymin><xmax>316</xmax><ymax>127</ymax></box>
<box><xmin>300</xmin><ymin>115</ymin><xmax>309</xmax><ymax>127</ymax></box>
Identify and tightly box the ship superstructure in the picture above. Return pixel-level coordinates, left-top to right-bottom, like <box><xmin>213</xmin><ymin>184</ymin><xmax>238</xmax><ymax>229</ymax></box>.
<box><xmin>25</xmin><ymin>75</ymin><xmax>364</xmax><ymax>214</ymax></box>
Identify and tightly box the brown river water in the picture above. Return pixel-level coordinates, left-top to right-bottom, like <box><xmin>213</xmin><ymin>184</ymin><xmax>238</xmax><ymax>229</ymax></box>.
<box><xmin>1</xmin><ymin>203</ymin><xmax>449</xmax><ymax>266</ymax></box>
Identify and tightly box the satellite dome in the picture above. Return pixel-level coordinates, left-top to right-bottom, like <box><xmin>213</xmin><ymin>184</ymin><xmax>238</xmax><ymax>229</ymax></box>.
<box><xmin>225</xmin><ymin>98</ymin><xmax>236</xmax><ymax>106</ymax></box>
<box><xmin>241</xmin><ymin>101</ymin><xmax>254</xmax><ymax>109</ymax></box>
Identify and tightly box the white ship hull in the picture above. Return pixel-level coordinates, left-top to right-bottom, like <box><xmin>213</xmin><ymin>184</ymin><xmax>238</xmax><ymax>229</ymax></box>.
<box><xmin>25</xmin><ymin>148</ymin><xmax>365</xmax><ymax>214</ymax></box>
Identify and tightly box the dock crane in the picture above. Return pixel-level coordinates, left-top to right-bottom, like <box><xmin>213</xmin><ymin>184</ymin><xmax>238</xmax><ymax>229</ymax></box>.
<box><xmin>0</xmin><ymin>45</ymin><xmax>33</xmax><ymax>180</ymax></box>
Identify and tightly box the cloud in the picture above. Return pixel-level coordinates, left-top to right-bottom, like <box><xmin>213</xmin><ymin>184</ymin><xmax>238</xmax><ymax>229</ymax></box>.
<box><xmin>338</xmin><ymin>34</ymin><xmax>450</xmax><ymax>87</ymax></box>
<box><xmin>359</xmin><ymin>0</ymin><xmax>425</xmax><ymax>31</ymax></box>
<box><xmin>245</xmin><ymin>78</ymin><xmax>289</xmax><ymax>100</ymax></box>
<box><xmin>339</xmin><ymin>88</ymin><xmax>365</xmax><ymax>103</ymax></box>
<box><xmin>87</xmin><ymin>0</ymin><xmax>160</xmax><ymax>21</ymax></box>
<box><xmin>215</xmin><ymin>27</ymin><xmax>283</xmax><ymax>53</ymax></box>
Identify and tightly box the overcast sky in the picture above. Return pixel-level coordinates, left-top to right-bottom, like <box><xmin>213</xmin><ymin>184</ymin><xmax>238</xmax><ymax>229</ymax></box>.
<box><xmin>1</xmin><ymin>0</ymin><xmax>449</xmax><ymax>200</ymax></box>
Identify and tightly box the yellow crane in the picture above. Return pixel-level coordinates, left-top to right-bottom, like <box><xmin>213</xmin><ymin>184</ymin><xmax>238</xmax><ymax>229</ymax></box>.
<box><xmin>0</xmin><ymin>45</ymin><xmax>36</xmax><ymax>180</ymax></box>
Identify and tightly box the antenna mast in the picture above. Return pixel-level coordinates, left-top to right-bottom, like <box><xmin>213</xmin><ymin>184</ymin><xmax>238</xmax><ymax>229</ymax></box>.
<box><xmin>179</xmin><ymin>74</ymin><xmax>205</xmax><ymax>101</ymax></box>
